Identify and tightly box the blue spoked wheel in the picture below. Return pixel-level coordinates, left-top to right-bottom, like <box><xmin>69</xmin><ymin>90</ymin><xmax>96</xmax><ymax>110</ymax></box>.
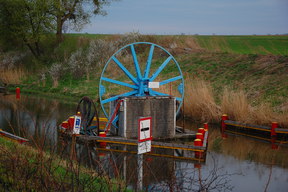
<box><xmin>99</xmin><ymin>42</ymin><xmax>184</xmax><ymax>125</ymax></box>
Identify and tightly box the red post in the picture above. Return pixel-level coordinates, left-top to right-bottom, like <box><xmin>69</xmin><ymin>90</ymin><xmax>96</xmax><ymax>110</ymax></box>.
<box><xmin>196</xmin><ymin>133</ymin><xmax>204</xmax><ymax>143</ymax></box>
<box><xmin>16</xmin><ymin>87</ymin><xmax>20</xmax><ymax>99</ymax></box>
<box><xmin>99</xmin><ymin>131</ymin><xmax>107</xmax><ymax>148</ymax></box>
<box><xmin>194</xmin><ymin>139</ymin><xmax>203</xmax><ymax>159</ymax></box>
<box><xmin>204</xmin><ymin>123</ymin><xmax>208</xmax><ymax>131</ymax></box>
<box><xmin>221</xmin><ymin>114</ymin><xmax>228</xmax><ymax>138</ymax></box>
<box><xmin>68</xmin><ymin>116</ymin><xmax>75</xmax><ymax>131</ymax></box>
<box><xmin>61</xmin><ymin>121</ymin><xmax>69</xmax><ymax>130</ymax></box>
<box><xmin>271</xmin><ymin>122</ymin><xmax>278</xmax><ymax>149</ymax></box>
<box><xmin>198</xmin><ymin>128</ymin><xmax>205</xmax><ymax>135</ymax></box>
<box><xmin>271</xmin><ymin>122</ymin><xmax>278</xmax><ymax>137</ymax></box>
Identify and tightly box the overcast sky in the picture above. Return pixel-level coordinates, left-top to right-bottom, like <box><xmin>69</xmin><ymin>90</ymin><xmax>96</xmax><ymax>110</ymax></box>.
<box><xmin>78</xmin><ymin>0</ymin><xmax>288</xmax><ymax>35</ymax></box>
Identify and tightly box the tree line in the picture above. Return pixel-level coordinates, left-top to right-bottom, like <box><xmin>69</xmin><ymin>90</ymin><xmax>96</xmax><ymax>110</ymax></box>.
<box><xmin>0</xmin><ymin>0</ymin><xmax>114</xmax><ymax>57</ymax></box>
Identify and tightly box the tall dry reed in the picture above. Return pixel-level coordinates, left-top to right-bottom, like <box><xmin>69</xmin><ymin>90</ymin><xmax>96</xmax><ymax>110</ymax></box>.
<box><xmin>221</xmin><ymin>88</ymin><xmax>251</xmax><ymax>123</ymax></box>
<box><xmin>184</xmin><ymin>77</ymin><xmax>221</xmax><ymax>122</ymax></box>
<box><xmin>183</xmin><ymin>78</ymin><xmax>287</xmax><ymax>127</ymax></box>
<box><xmin>0</xmin><ymin>68</ymin><xmax>26</xmax><ymax>84</ymax></box>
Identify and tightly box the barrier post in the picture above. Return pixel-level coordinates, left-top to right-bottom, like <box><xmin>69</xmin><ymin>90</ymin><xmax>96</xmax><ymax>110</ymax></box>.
<box><xmin>204</xmin><ymin>123</ymin><xmax>209</xmax><ymax>131</ymax></box>
<box><xmin>271</xmin><ymin>122</ymin><xmax>278</xmax><ymax>137</ymax></box>
<box><xmin>16</xmin><ymin>87</ymin><xmax>20</xmax><ymax>99</ymax></box>
<box><xmin>99</xmin><ymin>132</ymin><xmax>107</xmax><ymax>148</ymax></box>
<box><xmin>198</xmin><ymin>128</ymin><xmax>205</xmax><ymax>135</ymax></box>
<box><xmin>271</xmin><ymin>122</ymin><xmax>278</xmax><ymax>149</ymax></box>
<box><xmin>196</xmin><ymin>133</ymin><xmax>204</xmax><ymax>144</ymax></box>
<box><xmin>221</xmin><ymin>114</ymin><xmax>228</xmax><ymax>138</ymax></box>
<box><xmin>194</xmin><ymin>139</ymin><xmax>203</xmax><ymax>159</ymax></box>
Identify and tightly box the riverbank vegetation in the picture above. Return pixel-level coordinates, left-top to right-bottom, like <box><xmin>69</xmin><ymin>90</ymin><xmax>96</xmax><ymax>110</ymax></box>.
<box><xmin>1</xmin><ymin>33</ymin><xmax>288</xmax><ymax>127</ymax></box>
<box><xmin>0</xmin><ymin>137</ymin><xmax>127</xmax><ymax>191</ymax></box>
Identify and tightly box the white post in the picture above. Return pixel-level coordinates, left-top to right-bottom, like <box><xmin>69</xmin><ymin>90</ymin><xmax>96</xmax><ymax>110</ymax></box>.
<box><xmin>137</xmin><ymin>153</ymin><xmax>143</xmax><ymax>191</ymax></box>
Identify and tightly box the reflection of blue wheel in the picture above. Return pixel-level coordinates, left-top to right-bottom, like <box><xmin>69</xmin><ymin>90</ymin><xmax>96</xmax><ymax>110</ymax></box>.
<box><xmin>99</xmin><ymin>42</ymin><xmax>184</xmax><ymax>122</ymax></box>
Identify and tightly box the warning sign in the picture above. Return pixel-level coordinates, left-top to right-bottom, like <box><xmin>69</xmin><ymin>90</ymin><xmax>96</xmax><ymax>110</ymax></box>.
<box><xmin>138</xmin><ymin>140</ymin><xmax>151</xmax><ymax>154</ymax></box>
<box><xmin>138</xmin><ymin>117</ymin><xmax>152</xmax><ymax>142</ymax></box>
<box><xmin>138</xmin><ymin>117</ymin><xmax>152</xmax><ymax>154</ymax></box>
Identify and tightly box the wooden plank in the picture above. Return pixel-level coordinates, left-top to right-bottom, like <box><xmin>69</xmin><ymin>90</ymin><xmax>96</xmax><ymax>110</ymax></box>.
<box><xmin>224</xmin><ymin>120</ymin><xmax>288</xmax><ymax>134</ymax></box>
<box><xmin>97</xmin><ymin>148</ymin><xmax>205</xmax><ymax>162</ymax></box>
<box><xmin>0</xmin><ymin>129</ymin><xmax>29</xmax><ymax>143</ymax></box>
<box><xmin>224</xmin><ymin>120</ymin><xmax>270</xmax><ymax>132</ymax></box>
<box><xmin>76</xmin><ymin>135</ymin><xmax>205</xmax><ymax>152</ymax></box>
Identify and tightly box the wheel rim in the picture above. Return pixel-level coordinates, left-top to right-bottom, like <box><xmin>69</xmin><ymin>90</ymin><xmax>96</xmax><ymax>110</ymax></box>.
<box><xmin>99</xmin><ymin>42</ymin><xmax>185</xmax><ymax>120</ymax></box>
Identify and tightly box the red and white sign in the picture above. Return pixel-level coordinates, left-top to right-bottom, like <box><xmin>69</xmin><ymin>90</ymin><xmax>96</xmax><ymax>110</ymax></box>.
<box><xmin>138</xmin><ymin>117</ymin><xmax>152</xmax><ymax>142</ymax></box>
<box><xmin>138</xmin><ymin>117</ymin><xmax>152</xmax><ymax>154</ymax></box>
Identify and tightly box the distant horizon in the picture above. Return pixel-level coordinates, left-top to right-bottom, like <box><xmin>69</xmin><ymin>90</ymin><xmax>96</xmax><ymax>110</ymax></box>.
<box><xmin>72</xmin><ymin>0</ymin><xmax>288</xmax><ymax>36</ymax></box>
<box><xmin>66</xmin><ymin>32</ymin><xmax>288</xmax><ymax>36</ymax></box>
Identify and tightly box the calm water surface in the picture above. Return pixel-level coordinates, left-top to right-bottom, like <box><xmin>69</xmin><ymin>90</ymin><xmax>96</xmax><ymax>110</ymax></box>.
<box><xmin>0</xmin><ymin>94</ymin><xmax>287</xmax><ymax>191</ymax></box>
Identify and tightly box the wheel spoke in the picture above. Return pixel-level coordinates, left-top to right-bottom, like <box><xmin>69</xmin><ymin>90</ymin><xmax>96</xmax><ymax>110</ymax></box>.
<box><xmin>150</xmin><ymin>56</ymin><xmax>172</xmax><ymax>81</ymax></box>
<box><xmin>159</xmin><ymin>76</ymin><xmax>182</xmax><ymax>86</ymax></box>
<box><xmin>112</xmin><ymin>115</ymin><xmax>119</xmax><ymax>127</ymax></box>
<box><xmin>130</xmin><ymin>45</ymin><xmax>142</xmax><ymax>79</ymax></box>
<box><xmin>101</xmin><ymin>90</ymin><xmax>138</xmax><ymax>104</ymax></box>
<box><xmin>102</xmin><ymin>77</ymin><xmax>138</xmax><ymax>89</ymax></box>
<box><xmin>144</xmin><ymin>44</ymin><xmax>155</xmax><ymax>78</ymax></box>
<box><xmin>112</xmin><ymin>56</ymin><xmax>138</xmax><ymax>85</ymax></box>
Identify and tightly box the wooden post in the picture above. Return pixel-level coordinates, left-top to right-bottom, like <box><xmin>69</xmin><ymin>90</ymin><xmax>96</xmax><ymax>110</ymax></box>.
<box><xmin>70</xmin><ymin>135</ymin><xmax>77</xmax><ymax>160</ymax></box>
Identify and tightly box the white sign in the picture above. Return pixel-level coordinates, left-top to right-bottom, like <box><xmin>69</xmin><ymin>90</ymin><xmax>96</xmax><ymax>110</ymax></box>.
<box><xmin>138</xmin><ymin>117</ymin><xmax>152</xmax><ymax>142</ymax></box>
<box><xmin>73</xmin><ymin>115</ymin><xmax>81</xmax><ymax>135</ymax></box>
<box><xmin>148</xmin><ymin>82</ymin><xmax>160</xmax><ymax>88</ymax></box>
<box><xmin>138</xmin><ymin>140</ymin><xmax>151</xmax><ymax>154</ymax></box>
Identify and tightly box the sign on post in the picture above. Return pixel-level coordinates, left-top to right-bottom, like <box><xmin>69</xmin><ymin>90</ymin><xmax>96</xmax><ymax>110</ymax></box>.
<box><xmin>73</xmin><ymin>115</ymin><xmax>81</xmax><ymax>135</ymax></box>
<box><xmin>138</xmin><ymin>117</ymin><xmax>152</xmax><ymax>154</ymax></box>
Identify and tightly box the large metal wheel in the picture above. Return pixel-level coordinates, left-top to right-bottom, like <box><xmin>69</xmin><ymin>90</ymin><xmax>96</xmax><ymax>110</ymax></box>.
<box><xmin>99</xmin><ymin>42</ymin><xmax>184</xmax><ymax>125</ymax></box>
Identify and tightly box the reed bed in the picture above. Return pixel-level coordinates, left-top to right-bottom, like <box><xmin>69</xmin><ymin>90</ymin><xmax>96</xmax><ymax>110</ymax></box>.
<box><xmin>183</xmin><ymin>78</ymin><xmax>288</xmax><ymax>128</ymax></box>
<box><xmin>184</xmin><ymin>77</ymin><xmax>221</xmax><ymax>122</ymax></box>
<box><xmin>0</xmin><ymin>68</ymin><xmax>26</xmax><ymax>84</ymax></box>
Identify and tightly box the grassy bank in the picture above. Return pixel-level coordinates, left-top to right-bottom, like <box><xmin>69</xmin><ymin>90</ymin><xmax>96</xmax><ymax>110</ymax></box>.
<box><xmin>0</xmin><ymin>137</ymin><xmax>127</xmax><ymax>191</ymax></box>
<box><xmin>1</xmin><ymin>33</ymin><xmax>288</xmax><ymax>127</ymax></box>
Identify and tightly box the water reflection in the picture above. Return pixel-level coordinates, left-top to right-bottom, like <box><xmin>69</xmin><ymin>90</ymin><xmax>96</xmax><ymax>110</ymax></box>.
<box><xmin>1</xmin><ymin>94</ymin><xmax>288</xmax><ymax>191</ymax></box>
<box><xmin>0</xmin><ymin>94</ymin><xmax>75</xmax><ymax>147</ymax></box>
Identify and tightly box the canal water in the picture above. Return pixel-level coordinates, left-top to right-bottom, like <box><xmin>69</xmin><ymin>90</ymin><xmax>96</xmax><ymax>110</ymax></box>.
<box><xmin>0</xmin><ymin>94</ymin><xmax>288</xmax><ymax>191</ymax></box>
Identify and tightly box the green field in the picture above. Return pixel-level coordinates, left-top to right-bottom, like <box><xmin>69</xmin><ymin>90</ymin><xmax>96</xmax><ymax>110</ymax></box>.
<box><xmin>57</xmin><ymin>34</ymin><xmax>288</xmax><ymax>56</ymax></box>
<box><xmin>195</xmin><ymin>35</ymin><xmax>288</xmax><ymax>55</ymax></box>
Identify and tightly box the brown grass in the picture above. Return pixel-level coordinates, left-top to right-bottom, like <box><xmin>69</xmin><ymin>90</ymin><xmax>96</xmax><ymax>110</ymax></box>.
<box><xmin>0</xmin><ymin>68</ymin><xmax>26</xmax><ymax>84</ymax></box>
<box><xmin>221</xmin><ymin>88</ymin><xmax>251</xmax><ymax>123</ymax></box>
<box><xmin>184</xmin><ymin>78</ymin><xmax>288</xmax><ymax>127</ymax></box>
<box><xmin>184</xmin><ymin>77</ymin><xmax>220</xmax><ymax>122</ymax></box>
